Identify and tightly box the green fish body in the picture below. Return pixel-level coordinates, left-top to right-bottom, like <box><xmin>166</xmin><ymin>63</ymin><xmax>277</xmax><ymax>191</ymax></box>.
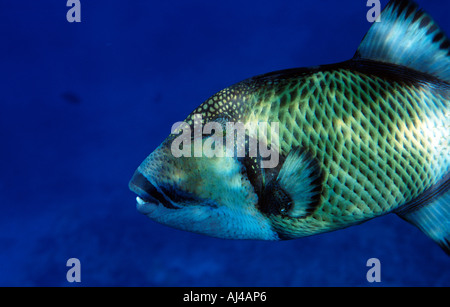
<box><xmin>130</xmin><ymin>0</ymin><xmax>450</xmax><ymax>254</ymax></box>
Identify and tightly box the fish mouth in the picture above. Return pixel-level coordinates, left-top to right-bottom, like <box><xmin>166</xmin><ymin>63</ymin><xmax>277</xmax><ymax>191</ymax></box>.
<box><xmin>129</xmin><ymin>171</ymin><xmax>181</xmax><ymax>210</ymax></box>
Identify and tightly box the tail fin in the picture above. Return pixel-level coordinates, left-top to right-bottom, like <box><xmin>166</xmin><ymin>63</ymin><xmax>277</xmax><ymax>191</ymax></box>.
<box><xmin>355</xmin><ymin>0</ymin><xmax>450</xmax><ymax>83</ymax></box>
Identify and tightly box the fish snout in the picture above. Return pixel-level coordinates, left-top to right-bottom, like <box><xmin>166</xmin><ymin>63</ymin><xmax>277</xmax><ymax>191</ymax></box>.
<box><xmin>129</xmin><ymin>170</ymin><xmax>180</xmax><ymax>209</ymax></box>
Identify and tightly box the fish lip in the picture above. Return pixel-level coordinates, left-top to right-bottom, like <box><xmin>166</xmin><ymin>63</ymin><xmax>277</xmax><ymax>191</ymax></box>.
<box><xmin>129</xmin><ymin>171</ymin><xmax>182</xmax><ymax>210</ymax></box>
<box><xmin>129</xmin><ymin>170</ymin><xmax>217</xmax><ymax>212</ymax></box>
<box><xmin>135</xmin><ymin>196</ymin><xmax>158</xmax><ymax>214</ymax></box>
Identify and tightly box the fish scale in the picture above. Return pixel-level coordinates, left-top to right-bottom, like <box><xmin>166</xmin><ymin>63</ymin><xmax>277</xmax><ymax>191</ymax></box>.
<box><xmin>177</xmin><ymin>61</ymin><xmax>448</xmax><ymax>238</ymax></box>
<box><xmin>232</xmin><ymin>65</ymin><xmax>448</xmax><ymax>236</ymax></box>
<box><xmin>177</xmin><ymin>62</ymin><xmax>448</xmax><ymax>236</ymax></box>
<box><xmin>130</xmin><ymin>0</ymin><xmax>450</xmax><ymax>253</ymax></box>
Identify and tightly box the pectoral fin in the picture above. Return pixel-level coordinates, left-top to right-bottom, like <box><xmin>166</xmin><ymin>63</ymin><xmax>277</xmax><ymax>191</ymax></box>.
<box><xmin>260</xmin><ymin>148</ymin><xmax>323</xmax><ymax>219</ymax></box>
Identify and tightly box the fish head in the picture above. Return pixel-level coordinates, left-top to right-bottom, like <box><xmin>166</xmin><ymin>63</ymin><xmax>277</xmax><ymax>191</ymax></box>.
<box><xmin>129</xmin><ymin>129</ymin><xmax>281</xmax><ymax>240</ymax></box>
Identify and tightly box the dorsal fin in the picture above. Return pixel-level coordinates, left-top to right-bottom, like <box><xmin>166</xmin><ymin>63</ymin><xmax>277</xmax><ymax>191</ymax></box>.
<box><xmin>355</xmin><ymin>0</ymin><xmax>450</xmax><ymax>83</ymax></box>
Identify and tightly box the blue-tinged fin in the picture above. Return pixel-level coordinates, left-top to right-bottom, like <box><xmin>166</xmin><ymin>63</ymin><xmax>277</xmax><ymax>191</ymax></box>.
<box><xmin>277</xmin><ymin>149</ymin><xmax>322</xmax><ymax>218</ymax></box>
<box><xmin>260</xmin><ymin>148</ymin><xmax>322</xmax><ymax>219</ymax></box>
<box><xmin>396</xmin><ymin>174</ymin><xmax>450</xmax><ymax>255</ymax></box>
<box><xmin>355</xmin><ymin>0</ymin><xmax>450</xmax><ymax>83</ymax></box>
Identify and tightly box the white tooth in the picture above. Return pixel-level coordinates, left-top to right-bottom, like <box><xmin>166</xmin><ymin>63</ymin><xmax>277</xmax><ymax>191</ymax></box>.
<box><xmin>136</xmin><ymin>196</ymin><xmax>146</xmax><ymax>205</ymax></box>
<box><xmin>136</xmin><ymin>196</ymin><xmax>157</xmax><ymax>215</ymax></box>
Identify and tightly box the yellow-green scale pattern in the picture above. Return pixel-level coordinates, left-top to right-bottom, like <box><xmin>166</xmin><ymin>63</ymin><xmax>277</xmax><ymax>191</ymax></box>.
<box><xmin>183</xmin><ymin>65</ymin><xmax>449</xmax><ymax>237</ymax></box>
<box><xmin>245</xmin><ymin>67</ymin><xmax>449</xmax><ymax>237</ymax></box>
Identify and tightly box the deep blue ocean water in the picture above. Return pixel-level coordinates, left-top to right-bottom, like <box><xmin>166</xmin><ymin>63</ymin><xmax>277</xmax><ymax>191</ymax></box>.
<box><xmin>1</xmin><ymin>0</ymin><xmax>449</xmax><ymax>286</ymax></box>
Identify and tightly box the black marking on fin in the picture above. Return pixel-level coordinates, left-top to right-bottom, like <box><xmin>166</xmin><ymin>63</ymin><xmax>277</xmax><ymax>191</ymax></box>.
<box><xmin>259</xmin><ymin>179</ymin><xmax>294</xmax><ymax>217</ymax></box>
<box><xmin>394</xmin><ymin>0</ymin><xmax>409</xmax><ymax>16</ymax></box>
<box><xmin>355</xmin><ymin>0</ymin><xmax>450</xmax><ymax>82</ymax></box>
<box><xmin>396</xmin><ymin>174</ymin><xmax>450</xmax><ymax>255</ymax></box>
<box><xmin>259</xmin><ymin>148</ymin><xmax>323</xmax><ymax>219</ymax></box>
<box><xmin>240</xmin><ymin>155</ymin><xmax>265</xmax><ymax>198</ymax></box>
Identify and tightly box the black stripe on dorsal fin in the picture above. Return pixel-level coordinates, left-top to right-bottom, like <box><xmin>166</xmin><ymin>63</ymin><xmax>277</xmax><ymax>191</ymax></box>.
<box><xmin>354</xmin><ymin>0</ymin><xmax>450</xmax><ymax>83</ymax></box>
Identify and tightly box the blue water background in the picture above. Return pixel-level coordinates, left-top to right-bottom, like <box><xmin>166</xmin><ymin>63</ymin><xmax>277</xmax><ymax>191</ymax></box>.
<box><xmin>1</xmin><ymin>0</ymin><xmax>449</xmax><ymax>286</ymax></box>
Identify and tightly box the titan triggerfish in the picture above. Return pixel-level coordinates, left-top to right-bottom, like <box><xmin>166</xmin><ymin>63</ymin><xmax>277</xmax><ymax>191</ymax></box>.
<box><xmin>129</xmin><ymin>0</ymin><xmax>449</xmax><ymax>254</ymax></box>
